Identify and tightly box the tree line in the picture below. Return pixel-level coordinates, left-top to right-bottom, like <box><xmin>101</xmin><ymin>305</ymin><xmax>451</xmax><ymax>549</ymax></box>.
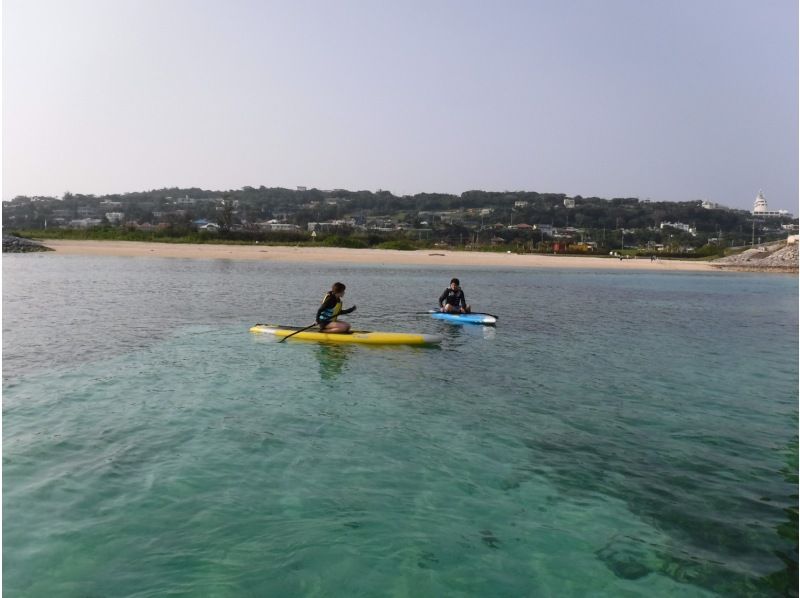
<box><xmin>4</xmin><ymin>186</ymin><xmax>796</xmax><ymax>254</ymax></box>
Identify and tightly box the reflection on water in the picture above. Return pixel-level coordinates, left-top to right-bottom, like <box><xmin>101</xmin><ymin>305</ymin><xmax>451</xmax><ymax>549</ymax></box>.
<box><xmin>314</xmin><ymin>343</ymin><xmax>353</xmax><ymax>380</ymax></box>
<box><xmin>480</xmin><ymin>326</ymin><xmax>497</xmax><ymax>340</ymax></box>
<box><xmin>435</xmin><ymin>321</ymin><xmax>497</xmax><ymax>345</ymax></box>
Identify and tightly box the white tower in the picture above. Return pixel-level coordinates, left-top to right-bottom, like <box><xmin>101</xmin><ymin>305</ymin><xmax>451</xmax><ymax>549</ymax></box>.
<box><xmin>753</xmin><ymin>190</ymin><xmax>768</xmax><ymax>214</ymax></box>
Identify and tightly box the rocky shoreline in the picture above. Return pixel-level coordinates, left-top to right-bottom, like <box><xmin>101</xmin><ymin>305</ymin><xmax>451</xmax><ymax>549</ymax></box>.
<box><xmin>711</xmin><ymin>242</ymin><xmax>798</xmax><ymax>273</ymax></box>
<box><xmin>2</xmin><ymin>235</ymin><xmax>54</xmax><ymax>253</ymax></box>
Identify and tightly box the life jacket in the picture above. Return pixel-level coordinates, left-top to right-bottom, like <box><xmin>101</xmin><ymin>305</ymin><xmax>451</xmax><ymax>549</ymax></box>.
<box><xmin>318</xmin><ymin>292</ymin><xmax>342</xmax><ymax>322</ymax></box>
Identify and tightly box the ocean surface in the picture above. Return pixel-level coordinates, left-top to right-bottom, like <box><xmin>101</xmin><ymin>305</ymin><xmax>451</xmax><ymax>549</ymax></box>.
<box><xmin>3</xmin><ymin>254</ymin><xmax>797</xmax><ymax>597</ymax></box>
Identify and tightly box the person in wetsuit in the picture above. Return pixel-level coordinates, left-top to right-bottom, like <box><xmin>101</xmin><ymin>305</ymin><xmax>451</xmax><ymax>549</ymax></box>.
<box><xmin>316</xmin><ymin>282</ymin><xmax>356</xmax><ymax>333</ymax></box>
<box><xmin>438</xmin><ymin>278</ymin><xmax>471</xmax><ymax>313</ymax></box>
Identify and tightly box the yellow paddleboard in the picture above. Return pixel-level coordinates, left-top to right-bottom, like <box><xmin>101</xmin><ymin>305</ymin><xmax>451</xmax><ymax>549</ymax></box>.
<box><xmin>250</xmin><ymin>324</ymin><xmax>442</xmax><ymax>346</ymax></box>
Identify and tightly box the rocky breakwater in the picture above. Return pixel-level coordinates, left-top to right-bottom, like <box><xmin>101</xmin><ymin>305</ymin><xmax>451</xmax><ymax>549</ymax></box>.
<box><xmin>2</xmin><ymin>235</ymin><xmax>53</xmax><ymax>253</ymax></box>
<box><xmin>711</xmin><ymin>241</ymin><xmax>798</xmax><ymax>273</ymax></box>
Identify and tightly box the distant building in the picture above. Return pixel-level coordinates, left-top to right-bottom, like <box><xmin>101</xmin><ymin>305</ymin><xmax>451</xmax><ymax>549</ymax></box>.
<box><xmin>660</xmin><ymin>221</ymin><xmax>697</xmax><ymax>236</ymax></box>
<box><xmin>701</xmin><ymin>200</ymin><xmax>728</xmax><ymax>210</ymax></box>
<box><xmin>257</xmin><ymin>222</ymin><xmax>301</xmax><ymax>232</ymax></box>
<box><xmin>69</xmin><ymin>218</ymin><xmax>103</xmax><ymax>228</ymax></box>
<box><xmin>105</xmin><ymin>212</ymin><xmax>124</xmax><ymax>224</ymax></box>
<box><xmin>307</xmin><ymin>219</ymin><xmax>356</xmax><ymax>232</ymax></box>
<box><xmin>752</xmin><ymin>190</ymin><xmax>790</xmax><ymax>217</ymax></box>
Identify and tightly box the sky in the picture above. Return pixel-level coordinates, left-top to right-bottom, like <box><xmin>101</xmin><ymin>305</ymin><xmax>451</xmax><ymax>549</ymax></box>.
<box><xmin>3</xmin><ymin>0</ymin><xmax>798</xmax><ymax>212</ymax></box>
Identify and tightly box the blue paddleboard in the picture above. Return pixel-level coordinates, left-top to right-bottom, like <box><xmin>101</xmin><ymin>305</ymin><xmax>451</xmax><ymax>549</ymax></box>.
<box><xmin>429</xmin><ymin>311</ymin><xmax>498</xmax><ymax>325</ymax></box>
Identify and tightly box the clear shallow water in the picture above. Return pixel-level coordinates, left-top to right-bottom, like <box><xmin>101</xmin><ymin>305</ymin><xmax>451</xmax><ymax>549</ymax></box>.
<box><xmin>3</xmin><ymin>254</ymin><xmax>797</xmax><ymax>597</ymax></box>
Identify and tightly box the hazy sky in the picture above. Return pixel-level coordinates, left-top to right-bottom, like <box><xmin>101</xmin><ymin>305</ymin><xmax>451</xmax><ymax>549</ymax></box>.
<box><xmin>4</xmin><ymin>0</ymin><xmax>798</xmax><ymax>211</ymax></box>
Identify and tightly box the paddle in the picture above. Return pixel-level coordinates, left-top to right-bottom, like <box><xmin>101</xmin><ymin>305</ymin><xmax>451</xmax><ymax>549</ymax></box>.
<box><xmin>278</xmin><ymin>323</ymin><xmax>318</xmax><ymax>343</ymax></box>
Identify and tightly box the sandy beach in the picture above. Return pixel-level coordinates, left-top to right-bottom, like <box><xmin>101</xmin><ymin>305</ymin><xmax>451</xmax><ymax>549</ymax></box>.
<box><xmin>37</xmin><ymin>240</ymin><xmax>715</xmax><ymax>271</ymax></box>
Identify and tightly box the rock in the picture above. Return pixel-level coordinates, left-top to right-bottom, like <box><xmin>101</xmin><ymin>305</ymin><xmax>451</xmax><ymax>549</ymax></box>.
<box><xmin>712</xmin><ymin>242</ymin><xmax>798</xmax><ymax>273</ymax></box>
<box><xmin>2</xmin><ymin>235</ymin><xmax>53</xmax><ymax>253</ymax></box>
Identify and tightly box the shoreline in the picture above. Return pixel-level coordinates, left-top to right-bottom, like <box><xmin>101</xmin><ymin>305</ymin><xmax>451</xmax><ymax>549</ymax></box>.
<box><xmin>30</xmin><ymin>239</ymin><xmax>717</xmax><ymax>271</ymax></box>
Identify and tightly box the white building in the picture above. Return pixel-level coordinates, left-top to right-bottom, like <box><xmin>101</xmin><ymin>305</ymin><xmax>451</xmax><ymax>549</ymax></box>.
<box><xmin>258</xmin><ymin>222</ymin><xmax>301</xmax><ymax>232</ymax></box>
<box><xmin>660</xmin><ymin>221</ymin><xmax>697</xmax><ymax>236</ymax></box>
<box><xmin>701</xmin><ymin>200</ymin><xmax>728</xmax><ymax>210</ymax></box>
<box><xmin>69</xmin><ymin>218</ymin><xmax>103</xmax><ymax>228</ymax></box>
<box><xmin>752</xmin><ymin>190</ymin><xmax>789</xmax><ymax>217</ymax></box>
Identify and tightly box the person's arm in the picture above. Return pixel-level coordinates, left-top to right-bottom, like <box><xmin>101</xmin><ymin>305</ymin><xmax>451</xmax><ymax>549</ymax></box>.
<box><xmin>341</xmin><ymin>304</ymin><xmax>357</xmax><ymax>315</ymax></box>
<box><xmin>438</xmin><ymin>289</ymin><xmax>448</xmax><ymax>306</ymax></box>
<box><xmin>459</xmin><ymin>290</ymin><xmax>467</xmax><ymax>308</ymax></box>
<box><xmin>316</xmin><ymin>293</ymin><xmax>337</xmax><ymax>322</ymax></box>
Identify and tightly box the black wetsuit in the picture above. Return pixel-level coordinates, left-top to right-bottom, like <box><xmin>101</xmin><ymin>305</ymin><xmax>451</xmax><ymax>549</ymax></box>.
<box><xmin>439</xmin><ymin>287</ymin><xmax>467</xmax><ymax>310</ymax></box>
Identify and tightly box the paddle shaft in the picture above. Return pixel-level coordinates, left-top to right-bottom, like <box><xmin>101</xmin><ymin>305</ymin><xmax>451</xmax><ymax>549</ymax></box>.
<box><xmin>279</xmin><ymin>305</ymin><xmax>357</xmax><ymax>342</ymax></box>
<box><xmin>278</xmin><ymin>323</ymin><xmax>318</xmax><ymax>343</ymax></box>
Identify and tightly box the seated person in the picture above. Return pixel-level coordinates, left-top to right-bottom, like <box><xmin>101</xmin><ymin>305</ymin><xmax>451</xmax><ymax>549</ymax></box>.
<box><xmin>438</xmin><ymin>278</ymin><xmax>470</xmax><ymax>313</ymax></box>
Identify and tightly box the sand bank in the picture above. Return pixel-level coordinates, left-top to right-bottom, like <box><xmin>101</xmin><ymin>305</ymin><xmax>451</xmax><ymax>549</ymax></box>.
<box><xmin>37</xmin><ymin>240</ymin><xmax>716</xmax><ymax>271</ymax></box>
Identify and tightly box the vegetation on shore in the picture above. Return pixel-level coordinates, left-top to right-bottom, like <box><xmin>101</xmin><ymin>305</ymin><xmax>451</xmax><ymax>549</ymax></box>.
<box><xmin>4</xmin><ymin>186</ymin><xmax>796</xmax><ymax>258</ymax></box>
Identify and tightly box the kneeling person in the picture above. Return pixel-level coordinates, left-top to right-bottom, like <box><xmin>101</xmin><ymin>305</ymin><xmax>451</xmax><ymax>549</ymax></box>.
<box><xmin>316</xmin><ymin>282</ymin><xmax>356</xmax><ymax>333</ymax></box>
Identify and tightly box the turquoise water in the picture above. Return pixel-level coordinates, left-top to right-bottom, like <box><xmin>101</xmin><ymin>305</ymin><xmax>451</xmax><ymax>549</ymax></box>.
<box><xmin>3</xmin><ymin>255</ymin><xmax>797</xmax><ymax>597</ymax></box>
